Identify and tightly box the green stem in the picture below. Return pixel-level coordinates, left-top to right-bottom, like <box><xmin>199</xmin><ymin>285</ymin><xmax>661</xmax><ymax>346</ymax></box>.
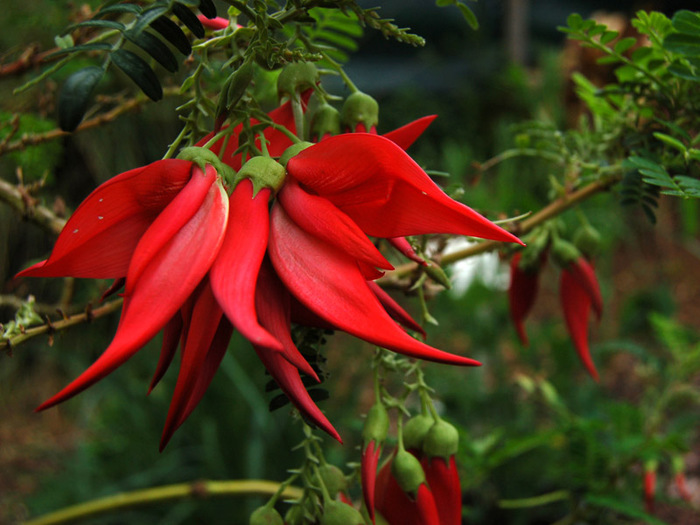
<box><xmin>25</xmin><ymin>479</ymin><xmax>303</xmax><ymax>525</ymax></box>
<box><xmin>498</xmin><ymin>489</ymin><xmax>571</xmax><ymax>509</ymax></box>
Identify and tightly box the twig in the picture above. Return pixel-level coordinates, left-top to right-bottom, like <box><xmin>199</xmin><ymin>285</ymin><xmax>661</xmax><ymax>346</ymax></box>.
<box><xmin>1</xmin><ymin>298</ymin><xmax>123</xmax><ymax>351</ymax></box>
<box><xmin>0</xmin><ymin>177</ymin><xmax>66</xmax><ymax>235</ymax></box>
<box><xmin>0</xmin><ymin>87</ymin><xmax>181</xmax><ymax>157</ymax></box>
<box><xmin>24</xmin><ymin>479</ymin><xmax>303</xmax><ymax>525</ymax></box>
<box><xmin>379</xmin><ymin>173</ymin><xmax>622</xmax><ymax>282</ymax></box>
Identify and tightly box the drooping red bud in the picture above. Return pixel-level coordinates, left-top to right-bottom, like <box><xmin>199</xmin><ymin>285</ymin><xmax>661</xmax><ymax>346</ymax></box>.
<box><xmin>362</xmin><ymin>403</ymin><xmax>390</xmax><ymax>523</ymax></box>
<box><xmin>560</xmin><ymin>266</ymin><xmax>599</xmax><ymax>381</ymax></box>
<box><xmin>508</xmin><ymin>252</ymin><xmax>541</xmax><ymax>347</ymax></box>
<box><xmin>644</xmin><ymin>460</ymin><xmax>657</xmax><ymax>515</ymax></box>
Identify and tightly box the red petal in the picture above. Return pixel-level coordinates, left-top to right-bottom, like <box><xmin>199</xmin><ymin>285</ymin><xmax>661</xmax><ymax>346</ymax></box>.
<box><xmin>269</xmin><ymin>204</ymin><xmax>480</xmax><ymax>367</ymax></box>
<box><xmin>375</xmin><ymin>456</ymin><xmax>420</xmax><ymax>525</ymax></box>
<box><xmin>253</xmin><ymin>344</ymin><xmax>339</xmax><ymax>441</ymax></box>
<box><xmin>159</xmin><ymin>280</ymin><xmax>226</xmax><ymax>450</ymax></box>
<box><xmin>254</xmin><ymin>259</ymin><xmax>319</xmax><ymax>380</ymax></box>
<box><xmin>279</xmin><ymin>178</ymin><xmax>393</xmax><ymax>271</ymax></box>
<box><xmin>382</xmin><ymin>115</ymin><xmax>436</xmax><ymax>150</ymax></box>
<box><xmin>560</xmin><ymin>268</ymin><xmax>599</xmax><ymax>381</ymax></box>
<box><xmin>148</xmin><ymin>311</ymin><xmax>183</xmax><ymax>394</ymax></box>
<box><xmin>367</xmin><ymin>282</ymin><xmax>426</xmax><ymax>339</ymax></box>
<box><xmin>210</xmin><ymin>179</ymin><xmax>282</xmax><ymax>350</ymax></box>
<box><xmin>17</xmin><ymin>159</ymin><xmax>192</xmax><ymax>279</ymax></box>
<box><xmin>414</xmin><ymin>483</ymin><xmax>441</xmax><ymax>525</ymax></box>
<box><xmin>36</xmin><ymin>174</ymin><xmax>229</xmax><ymax>411</ymax></box>
<box><xmin>567</xmin><ymin>258</ymin><xmax>603</xmax><ymax>319</ymax></box>
<box><xmin>508</xmin><ymin>253</ymin><xmax>540</xmax><ymax>347</ymax></box>
<box><xmin>421</xmin><ymin>456</ymin><xmax>461</xmax><ymax>525</ymax></box>
<box><xmin>286</xmin><ymin>134</ymin><xmax>522</xmax><ymax>244</ymax></box>
<box><xmin>362</xmin><ymin>440</ymin><xmax>382</xmax><ymax>523</ymax></box>
<box><xmin>388</xmin><ymin>237</ymin><xmax>427</xmax><ymax>266</ymax></box>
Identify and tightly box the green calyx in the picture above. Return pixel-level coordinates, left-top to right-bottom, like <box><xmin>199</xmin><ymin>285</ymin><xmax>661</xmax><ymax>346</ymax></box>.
<box><xmin>402</xmin><ymin>414</ymin><xmax>434</xmax><ymax>451</ymax></box>
<box><xmin>573</xmin><ymin>224</ymin><xmax>601</xmax><ymax>258</ymax></box>
<box><xmin>249</xmin><ymin>505</ymin><xmax>284</xmax><ymax>525</ymax></box>
<box><xmin>423</xmin><ymin>419</ymin><xmax>459</xmax><ymax>460</ymax></box>
<box><xmin>391</xmin><ymin>449</ymin><xmax>426</xmax><ymax>495</ymax></box>
<box><xmin>425</xmin><ymin>261</ymin><xmax>452</xmax><ymax>289</ymax></box>
<box><xmin>320</xmin><ymin>500</ymin><xmax>364</xmax><ymax>525</ymax></box>
<box><xmin>235</xmin><ymin>156</ymin><xmax>286</xmax><ymax>196</ymax></box>
<box><xmin>341</xmin><ymin>91</ymin><xmax>379</xmax><ymax>131</ymax></box>
<box><xmin>313</xmin><ymin>464</ymin><xmax>348</xmax><ymax>498</ymax></box>
<box><xmin>279</xmin><ymin>141</ymin><xmax>313</xmax><ymax>167</ymax></box>
<box><xmin>278</xmin><ymin>62</ymin><xmax>319</xmax><ymax>101</ymax></box>
<box><xmin>176</xmin><ymin>147</ymin><xmax>235</xmax><ymax>183</ymax></box>
<box><xmin>550</xmin><ymin>238</ymin><xmax>582</xmax><ymax>269</ymax></box>
<box><xmin>310</xmin><ymin>103</ymin><xmax>340</xmax><ymax>140</ymax></box>
<box><xmin>362</xmin><ymin>403</ymin><xmax>389</xmax><ymax>446</ymax></box>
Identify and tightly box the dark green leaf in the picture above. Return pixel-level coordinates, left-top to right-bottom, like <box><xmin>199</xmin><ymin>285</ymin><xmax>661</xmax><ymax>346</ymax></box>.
<box><xmin>596</xmin><ymin>55</ymin><xmax>621</xmax><ymax>65</ymax></box>
<box><xmin>124</xmin><ymin>30</ymin><xmax>179</xmax><ymax>72</ymax></box>
<box><xmin>566</xmin><ymin>13</ymin><xmax>583</xmax><ymax>30</ymax></box>
<box><xmin>58</xmin><ymin>66</ymin><xmax>104</xmax><ymax>132</ymax></box>
<box><xmin>110</xmin><ymin>48</ymin><xmax>162</xmax><ymax>100</ymax></box>
<box><xmin>198</xmin><ymin>0</ymin><xmax>217</xmax><ymax>19</ymax></box>
<box><xmin>95</xmin><ymin>3</ymin><xmax>142</xmax><ymax>17</ymax></box>
<box><xmin>172</xmin><ymin>3</ymin><xmax>205</xmax><ymax>38</ymax></box>
<box><xmin>150</xmin><ymin>16</ymin><xmax>192</xmax><ymax>55</ymax></box>
<box><xmin>585</xmin><ymin>495</ymin><xmax>667</xmax><ymax>524</ymax></box>
<box><xmin>268</xmin><ymin>394</ymin><xmax>290</xmax><ymax>412</ymax></box>
<box><xmin>132</xmin><ymin>5</ymin><xmax>168</xmax><ymax>35</ymax></box>
<box><xmin>668</xmin><ymin>62</ymin><xmax>700</xmax><ymax>81</ymax></box>
<box><xmin>672</xmin><ymin>10</ymin><xmax>700</xmax><ymax>35</ymax></box>
<box><xmin>67</xmin><ymin>19</ymin><xmax>126</xmax><ymax>32</ymax></box>
<box><xmin>664</xmin><ymin>33</ymin><xmax>700</xmax><ymax>56</ymax></box>
<box><xmin>47</xmin><ymin>43</ymin><xmax>113</xmax><ymax>58</ymax></box>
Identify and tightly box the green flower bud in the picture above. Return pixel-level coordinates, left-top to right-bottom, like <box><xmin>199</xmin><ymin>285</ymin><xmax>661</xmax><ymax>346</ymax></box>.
<box><xmin>249</xmin><ymin>505</ymin><xmax>284</xmax><ymax>525</ymax></box>
<box><xmin>362</xmin><ymin>403</ymin><xmax>389</xmax><ymax>446</ymax></box>
<box><xmin>216</xmin><ymin>61</ymin><xmax>254</xmax><ymax>127</ymax></box>
<box><xmin>313</xmin><ymin>464</ymin><xmax>348</xmax><ymax>498</ymax></box>
<box><xmin>423</xmin><ymin>419</ymin><xmax>459</xmax><ymax>460</ymax></box>
<box><xmin>402</xmin><ymin>414</ymin><xmax>434</xmax><ymax>451</ymax></box>
<box><xmin>424</xmin><ymin>261</ymin><xmax>452</xmax><ymax>289</ymax></box>
<box><xmin>283</xmin><ymin>504</ymin><xmax>304</xmax><ymax>525</ymax></box>
<box><xmin>391</xmin><ymin>449</ymin><xmax>426</xmax><ymax>495</ymax></box>
<box><xmin>310</xmin><ymin>103</ymin><xmax>341</xmax><ymax>140</ymax></box>
<box><xmin>573</xmin><ymin>224</ymin><xmax>601</xmax><ymax>258</ymax></box>
<box><xmin>341</xmin><ymin>91</ymin><xmax>378</xmax><ymax>132</ymax></box>
<box><xmin>320</xmin><ymin>500</ymin><xmax>364</xmax><ymax>525</ymax></box>
<box><xmin>236</xmin><ymin>156</ymin><xmax>286</xmax><ymax>196</ymax></box>
<box><xmin>550</xmin><ymin>238</ymin><xmax>581</xmax><ymax>268</ymax></box>
<box><xmin>278</xmin><ymin>62</ymin><xmax>319</xmax><ymax>101</ymax></box>
<box><xmin>279</xmin><ymin>141</ymin><xmax>313</xmax><ymax>167</ymax></box>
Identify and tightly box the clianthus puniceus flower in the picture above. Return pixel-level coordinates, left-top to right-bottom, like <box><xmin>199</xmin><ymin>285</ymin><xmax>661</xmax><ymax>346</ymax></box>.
<box><xmin>18</xmin><ymin>96</ymin><xmax>521</xmax><ymax>448</ymax></box>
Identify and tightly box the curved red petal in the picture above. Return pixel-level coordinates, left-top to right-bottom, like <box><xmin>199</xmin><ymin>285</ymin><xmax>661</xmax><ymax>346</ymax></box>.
<box><xmin>560</xmin><ymin>268</ymin><xmax>599</xmax><ymax>381</ymax></box>
<box><xmin>362</xmin><ymin>440</ymin><xmax>382</xmax><ymax>523</ymax></box>
<box><xmin>388</xmin><ymin>237</ymin><xmax>427</xmax><ymax>266</ymax></box>
<box><xmin>36</xmin><ymin>178</ymin><xmax>229</xmax><ymax>411</ymax></box>
<box><xmin>148</xmin><ymin>311</ymin><xmax>183</xmax><ymax>394</ymax></box>
<box><xmin>382</xmin><ymin>115</ymin><xmax>436</xmax><ymax>151</ymax></box>
<box><xmin>414</xmin><ymin>483</ymin><xmax>441</xmax><ymax>525</ymax></box>
<box><xmin>375</xmin><ymin>456</ymin><xmax>420</xmax><ymax>525</ymax></box>
<box><xmin>159</xmin><ymin>281</ymin><xmax>225</xmax><ymax>450</ymax></box>
<box><xmin>567</xmin><ymin>258</ymin><xmax>603</xmax><ymax>319</ymax></box>
<box><xmin>126</xmin><ymin>164</ymin><xmax>215</xmax><ymax>292</ymax></box>
<box><xmin>367</xmin><ymin>282</ymin><xmax>426</xmax><ymax>339</ymax></box>
<box><xmin>17</xmin><ymin>159</ymin><xmax>192</xmax><ymax>279</ymax></box>
<box><xmin>421</xmin><ymin>456</ymin><xmax>462</xmax><ymax>525</ymax></box>
<box><xmin>255</xmin><ymin>259</ymin><xmax>319</xmax><ymax>380</ymax></box>
<box><xmin>278</xmin><ymin>178</ymin><xmax>393</xmax><ymax>270</ymax></box>
<box><xmin>286</xmin><ymin>133</ymin><xmax>521</xmax><ymax>244</ymax></box>
<box><xmin>253</xmin><ymin>343</ymin><xmax>340</xmax><ymax>441</ymax></box>
<box><xmin>210</xmin><ymin>180</ymin><xmax>282</xmax><ymax>350</ymax></box>
<box><xmin>269</xmin><ymin>205</ymin><xmax>480</xmax><ymax>367</ymax></box>
<box><xmin>508</xmin><ymin>252</ymin><xmax>540</xmax><ymax>347</ymax></box>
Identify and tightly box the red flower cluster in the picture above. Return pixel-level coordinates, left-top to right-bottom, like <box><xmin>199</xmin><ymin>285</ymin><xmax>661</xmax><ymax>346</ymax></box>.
<box><xmin>507</xmin><ymin>240</ymin><xmax>603</xmax><ymax>380</ymax></box>
<box><xmin>19</xmin><ymin>97</ymin><xmax>520</xmax><ymax>448</ymax></box>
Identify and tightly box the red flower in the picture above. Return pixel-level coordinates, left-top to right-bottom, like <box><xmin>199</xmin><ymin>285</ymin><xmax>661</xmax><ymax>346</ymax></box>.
<box><xmin>508</xmin><ymin>252</ymin><xmax>541</xmax><ymax>347</ymax></box>
<box><xmin>19</xmin><ymin>106</ymin><xmax>521</xmax><ymax>447</ymax></box>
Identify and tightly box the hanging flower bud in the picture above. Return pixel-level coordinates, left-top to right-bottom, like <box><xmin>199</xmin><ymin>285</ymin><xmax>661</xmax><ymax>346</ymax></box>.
<box><xmin>672</xmin><ymin>455</ymin><xmax>692</xmax><ymax>502</ymax></box>
<box><xmin>310</xmin><ymin>103</ymin><xmax>341</xmax><ymax>141</ymax></box>
<box><xmin>249</xmin><ymin>505</ymin><xmax>284</xmax><ymax>525</ymax></box>
<box><xmin>421</xmin><ymin>419</ymin><xmax>462</xmax><ymax>525</ymax></box>
<box><xmin>552</xmin><ymin>238</ymin><xmax>602</xmax><ymax>317</ymax></box>
<box><xmin>320</xmin><ymin>500</ymin><xmax>365</xmax><ymax>525</ymax></box>
<box><xmin>235</xmin><ymin>156</ymin><xmax>286</xmax><ymax>196</ymax></box>
<box><xmin>277</xmin><ymin>62</ymin><xmax>319</xmax><ymax>102</ymax></box>
<box><xmin>314</xmin><ymin>464</ymin><xmax>348</xmax><ymax>499</ymax></box>
<box><xmin>644</xmin><ymin>459</ymin><xmax>658</xmax><ymax>515</ymax></box>
<box><xmin>361</xmin><ymin>403</ymin><xmax>390</xmax><ymax>523</ymax></box>
<box><xmin>215</xmin><ymin>60</ymin><xmax>254</xmax><ymax>131</ymax></box>
<box><xmin>573</xmin><ymin>224</ymin><xmax>601</xmax><ymax>259</ymax></box>
<box><xmin>402</xmin><ymin>413</ymin><xmax>434</xmax><ymax>452</ymax></box>
<box><xmin>391</xmin><ymin>449</ymin><xmax>440</xmax><ymax>524</ymax></box>
<box><xmin>341</xmin><ymin>91</ymin><xmax>379</xmax><ymax>132</ymax></box>
<box><xmin>508</xmin><ymin>252</ymin><xmax>541</xmax><ymax>347</ymax></box>
<box><xmin>388</xmin><ymin>237</ymin><xmax>427</xmax><ymax>266</ymax></box>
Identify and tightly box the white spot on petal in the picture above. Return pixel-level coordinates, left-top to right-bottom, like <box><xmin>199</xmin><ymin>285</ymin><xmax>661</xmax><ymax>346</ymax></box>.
<box><xmin>73</xmin><ymin>229</ymin><xmax>79</xmax><ymax>234</ymax></box>
<box><xmin>99</xmin><ymin>198</ymin><xmax>103</xmax><ymax>202</ymax></box>
<box><xmin>98</xmin><ymin>216</ymin><xmax>103</xmax><ymax>220</ymax></box>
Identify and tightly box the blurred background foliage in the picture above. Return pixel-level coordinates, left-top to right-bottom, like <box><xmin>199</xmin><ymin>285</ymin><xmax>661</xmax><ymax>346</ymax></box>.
<box><xmin>1</xmin><ymin>1</ymin><xmax>700</xmax><ymax>524</ymax></box>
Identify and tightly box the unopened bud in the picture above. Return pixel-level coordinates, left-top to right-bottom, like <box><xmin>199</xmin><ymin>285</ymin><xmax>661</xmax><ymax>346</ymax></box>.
<box><xmin>249</xmin><ymin>505</ymin><xmax>284</xmax><ymax>525</ymax></box>
<box><xmin>278</xmin><ymin>62</ymin><xmax>319</xmax><ymax>101</ymax></box>
<box><xmin>236</xmin><ymin>156</ymin><xmax>286</xmax><ymax>195</ymax></box>
<box><xmin>314</xmin><ymin>464</ymin><xmax>347</xmax><ymax>498</ymax></box>
<box><xmin>550</xmin><ymin>238</ymin><xmax>581</xmax><ymax>269</ymax></box>
<box><xmin>341</xmin><ymin>91</ymin><xmax>378</xmax><ymax>132</ymax></box>
<box><xmin>402</xmin><ymin>414</ymin><xmax>434</xmax><ymax>452</ymax></box>
<box><xmin>392</xmin><ymin>449</ymin><xmax>426</xmax><ymax>496</ymax></box>
<box><xmin>423</xmin><ymin>419</ymin><xmax>459</xmax><ymax>460</ymax></box>
<box><xmin>362</xmin><ymin>403</ymin><xmax>389</xmax><ymax>446</ymax></box>
<box><xmin>573</xmin><ymin>224</ymin><xmax>601</xmax><ymax>258</ymax></box>
<box><xmin>310</xmin><ymin>103</ymin><xmax>341</xmax><ymax>140</ymax></box>
<box><xmin>320</xmin><ymin>500</ymin><xmax>364</xmax><ymax>525</ymax></box>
